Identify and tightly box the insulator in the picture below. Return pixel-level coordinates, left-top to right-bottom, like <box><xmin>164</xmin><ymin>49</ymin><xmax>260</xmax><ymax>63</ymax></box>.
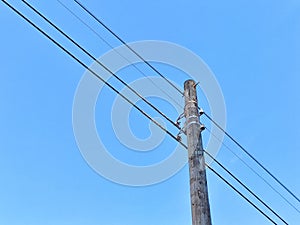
<box><xmin>200</xmin><ymin>124</ymin><xmax>206</xmax><ymax>131</ymax></box>
<box><xmin>199</xmin><ymin>108</ymin><xmax>204</xmax><ymax>116</ymax></box>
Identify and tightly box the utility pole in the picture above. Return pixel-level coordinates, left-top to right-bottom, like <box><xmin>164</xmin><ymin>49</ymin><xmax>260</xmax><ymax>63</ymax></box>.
<box><xmin>184</xmin><ymin>79</ymin><xmax>212</xmax><ymax>225</ymax></box>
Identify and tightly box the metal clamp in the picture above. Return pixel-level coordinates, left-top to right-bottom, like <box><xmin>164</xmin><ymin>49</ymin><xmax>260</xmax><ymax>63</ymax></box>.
<box><xmin>176</xmin><ymin>126</ymin><xmax>186</xmax><ymax>142</ymax></box>
<box><xmin>175</xmin><ymin>112</ymin><xmax>185</xmax><ymax>128</ymax></box>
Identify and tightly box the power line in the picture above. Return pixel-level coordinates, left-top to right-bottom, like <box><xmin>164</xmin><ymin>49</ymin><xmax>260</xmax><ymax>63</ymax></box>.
<box><xmin>206</xmin><ymin>126</ymin><xmax>300</xmax><ymax>214</ymax></box>
<box><xmin>203</xmin><ymin>111</ymin><xmax>300</xmax><ymax>205</ymax></box>
<box><xmin>21</xmin><ymin>0</ymin><xmax>180</xmax><ymax>131</ymax></box>
<box><xmin>203</xmin><ymin>148</ymin><xmax>288</xmax><ymax>225</ymax></box>
<box><xmin>1</xmin><ymin>1</ymin><xmax>288</xmax><ymax>223</ymax></box>
<box><xmin>206</xmin><ymin>164</ymin><xmax>278</xmax><ymax>225</ymax></box>
<box><xmin>56</xmin><ymin>0</ymin><xmax>184</xmax><ymax>111</ymax></box>
<box><xmin>3</xmin><ymin>0</ymin><xmax>185</xmax><ymax>150</ymax></box>
<box><xmin>73</xmin><ymin>0</ymin><xmax>184</xmax><ymax>96</ymax></box>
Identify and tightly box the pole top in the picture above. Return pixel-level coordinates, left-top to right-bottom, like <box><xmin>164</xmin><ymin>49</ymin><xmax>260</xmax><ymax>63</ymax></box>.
<box><xmin>184</xmin><ymin>79</ymin><xmax>197</xmax><ymax>91</ymax></box>
<box><xmin>184</xmin><ymin>79</ymin><xmax>196</xmax><ymax>85</ymax></box>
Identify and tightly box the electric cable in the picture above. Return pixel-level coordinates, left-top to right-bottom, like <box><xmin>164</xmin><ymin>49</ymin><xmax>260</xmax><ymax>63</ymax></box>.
<box><xmin>74</xmin><ymin>0</ymin><xmax>184</xmax><ymax>96</ymax></box>
<box><xmin>56</xmin><ymin>0</ymin><xmax>184</xmax><ymax>111</ymax></box>
<box><xmin>203</xmin><ymin>111</ymin><xmax>300</xmax><ymax>205</ymax></box>
<box><xmin>205</xmin><ymin>126</ymin><xmax>300</xmax><ymax>214</ymax></box>
<box><xmin>203</xmin><ymin>148</ymin><xmax>288</xmax><ymax>225</ymax></box>
<box><xmin>206</xmin><ymin>164</ymin><xmax>278</xmax><ymax>225</ymax></box>
<box><xmin>2</xmin><ymin>0</ymin><xmax>186</xmax><ymax>150</ymax></box>
<box><xmin>22</xmin><ymin>0</ymin><xmax>181</xmax><ymax>131</ymax></box>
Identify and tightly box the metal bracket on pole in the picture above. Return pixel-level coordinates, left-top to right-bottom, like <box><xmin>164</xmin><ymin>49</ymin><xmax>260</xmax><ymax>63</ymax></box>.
<box><xmin>176</xmin><ymin>112</ymin><xmax>185</xmax><ymax>128</ymax></box>
<box><xmin>175</xmin><ymin>113</ymin><xmax>186</xmax><ymax>142</ymax></box>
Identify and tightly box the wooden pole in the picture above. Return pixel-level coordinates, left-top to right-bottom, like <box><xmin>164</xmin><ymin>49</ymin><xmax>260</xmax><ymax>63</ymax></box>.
<box><xmin>184</xmin><ymin>79</ymin><xmax>212</xmax><ymax>225</ymax></box>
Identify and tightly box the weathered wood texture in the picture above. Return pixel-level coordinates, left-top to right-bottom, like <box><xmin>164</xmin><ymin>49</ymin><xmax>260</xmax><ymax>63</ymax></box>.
<box><xmin>184</xmin><ymin>80</ymin><xmax>212</xmax><ymax>225</ymax></box>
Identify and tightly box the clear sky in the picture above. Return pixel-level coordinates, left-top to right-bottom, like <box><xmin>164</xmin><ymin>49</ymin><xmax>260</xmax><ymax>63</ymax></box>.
<box><xmin>1</xmin><ymin>0</ymin><xmax>300</xmax><ymax>224</ymax></box>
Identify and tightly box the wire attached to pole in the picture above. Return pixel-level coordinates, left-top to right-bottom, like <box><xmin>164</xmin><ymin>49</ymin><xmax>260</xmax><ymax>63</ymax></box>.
<box><xmin>206</xmin><ymin>165</ymin><xmax>278</xmax><ymax>225</ymax></box>
<box><xmin>204</xmin><ymin>149</ymin><xmax>288</xmax><ymax>225</ymax></box>
<box><xmin>203</xmin><ymin>110</ymin><xmax>300</xmax><ymax>206</ymax></box>
<box><xmin>206</xmin><ymin>126</ymin><xmax>300</xmax><ymax>214</ymax></box>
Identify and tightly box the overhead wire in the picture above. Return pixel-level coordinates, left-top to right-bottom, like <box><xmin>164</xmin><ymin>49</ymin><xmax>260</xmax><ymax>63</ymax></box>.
<box><xmin>203</xmin><ymin>111</ymin><xmax>300</xmax><ymax>205</ymax></box>
<box><xmin>205</xmin><ymin>126</ymin><xmax>300</xmax><ymax>214</ymax></box>
<box><xmin>21</xmin><ymin>0</ymin><xmax>181</xmax><ymax>131</ymax></box>
<box><xmin>206</xmin><ymin>165</ymin><xmax>277</xmax><ymax>225</ymax></box>
<box><xmin>73</xmin><ymin>0</ymin><xmax>184</xmax><ymax>96</ymax></box>
<box><xmin>0</xmin><ymin>1</ymin><xmax>289</xmax><ymax>223</ymax></box>
<box><xmin>203</xmin><ymin>148</ymin><xmax>288</xmax><ymax>225</ymax></box>
<box><xmin>56</xmin><ymin>0</ymin><xmax>184</xmax><ymax>111</ymax></box>
<box><xmin>2</xmin><ymin>0</ymin><xmax>185</xmax><ymax>150</ymax></box>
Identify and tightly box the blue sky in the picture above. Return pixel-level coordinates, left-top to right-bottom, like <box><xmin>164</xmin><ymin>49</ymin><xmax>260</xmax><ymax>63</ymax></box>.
<box><xmin>1</xmin><ymin>0</ymin><xmax>300</xmax><ymax>224</ymax></box>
